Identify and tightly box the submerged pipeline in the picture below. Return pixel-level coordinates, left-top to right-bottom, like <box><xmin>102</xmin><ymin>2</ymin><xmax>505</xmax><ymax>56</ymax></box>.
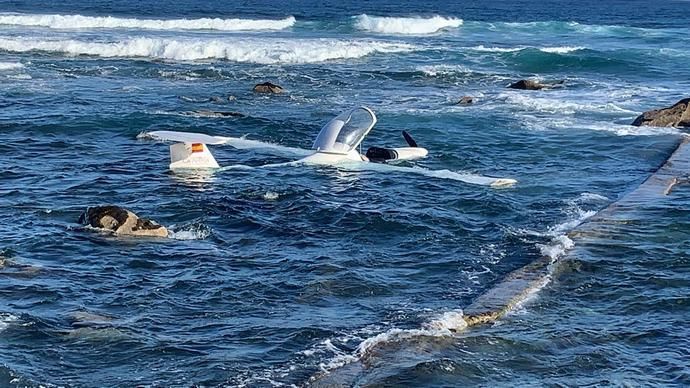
<box><xmin>309</xmin><ymin>135</ymin><xmax>690</xmax><ymax>386</ymax></box>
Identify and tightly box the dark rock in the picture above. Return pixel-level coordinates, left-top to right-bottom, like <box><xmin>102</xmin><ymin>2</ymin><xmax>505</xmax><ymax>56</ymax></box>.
<box><xmin>209</xmin><ymin>96</ymin><xmax>225</xmax><ymax>103</ymax></box>
<box><xmin>79</xmin><ymin>206</ymin><xmax>168</xmax><ymax>237</ymax></box>
<box><xmin>631</xmin><ymin>98</ymin><xmax>690</xmax><ymax>128</ymax></box>
<box><xmin>192</xmin><ymin>110</ymin><xmax>244</xmax><ymax>118</ymax></box>
<box><xmin>253</xmin><ymin>82</ymin><xmax>284</xmax><ymax>94</ymax></box>
<box><xmin>508</xmin><ymin>79</ymin><xmax>565</xmax><ymax>90</ymax></box>
<box><xmin>457</xmin><ymin>96</ymin><xmax>474</xmax><ymax>105</ymax></box>
<box><xmin>508</xmin><ymin>79</ymin><xmax>546</xmax><ymax>90</ymax></box>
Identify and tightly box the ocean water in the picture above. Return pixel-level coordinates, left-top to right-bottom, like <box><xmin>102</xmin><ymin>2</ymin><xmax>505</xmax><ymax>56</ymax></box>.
<box><xmin>1</xmin><ymin>0</ymin><xmax>690</xmax><ymax>386</ymax></box>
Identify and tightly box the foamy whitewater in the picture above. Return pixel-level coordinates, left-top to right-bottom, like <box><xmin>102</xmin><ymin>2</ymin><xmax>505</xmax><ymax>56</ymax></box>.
<box><xmin>0</xmin><ymin>13</ymin><xmax>296</xmax><ymax>31</ymax></box>
<box><xmin>0</xmin><ymin>37</ymin><xmax>414</xmax><ymax>63</ymax></box>
<box><xmin>0</xmin><ymin>62</ymin><xmax>24</xmax><ymax>70</ymax></box>
<box><xmin>354</xmin><ymin>14</ymin><xmax>463</xmax><ymax>34</ymax></box>
<box><xmin>0</xmin><ymin>313</ymin><xmax>19</xmax><ymax>333</ymax></box>
<box><xmin>468</xmin><ymin>45</ymin><xmax>585</xmax><ymax>53</ymax></box>
<box><xmin>2</xmin><ymin>1</ymin><xmax>690</xmax><ymax>387</ymax></box>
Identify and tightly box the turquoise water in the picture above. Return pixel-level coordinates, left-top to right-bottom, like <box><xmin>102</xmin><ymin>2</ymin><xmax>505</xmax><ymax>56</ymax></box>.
<box><xmin>1</xmin><ymin>1</ymin><xmax>689</xmax><ymax>386</ymax></box>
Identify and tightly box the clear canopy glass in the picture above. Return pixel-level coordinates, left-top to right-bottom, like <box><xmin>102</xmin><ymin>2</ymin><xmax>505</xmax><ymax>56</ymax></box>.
<box><xmin>312</xmin><ymin>106</ymin><xmax>377</xmax><ymax>154</ymax></box>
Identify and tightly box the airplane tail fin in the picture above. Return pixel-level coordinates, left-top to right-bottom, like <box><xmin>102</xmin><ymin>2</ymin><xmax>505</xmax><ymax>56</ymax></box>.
<box><xmin>402</xmin><ymin>131</ymin><xmax>418</xmax><ymax>148</ymax></box>
<box><xmin>169</xmin><ymin>142</ymin><xmax>220</xmax><ymax>169</ymax></box>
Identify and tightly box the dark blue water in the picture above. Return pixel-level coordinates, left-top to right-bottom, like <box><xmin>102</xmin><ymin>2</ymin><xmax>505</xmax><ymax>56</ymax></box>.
<box><xmin>1</xmin><ymin>0</ymin><xmax>689</xmax><ymax>386</ymax></box>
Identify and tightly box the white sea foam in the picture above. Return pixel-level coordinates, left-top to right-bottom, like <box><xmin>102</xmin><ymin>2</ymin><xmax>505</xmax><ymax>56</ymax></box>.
<box><xmin>467</xmin><ymin>45</ymin><xmax>585</xmax><ymax>54</ymax></box>
<box><xmin>589</xmin><ymin>123</ymin><xmax>681</xmax><ymax>137</ymax></box>
<box><xmin>469</xmin><ymin>45</ymin><xmax>524</xmax><ymax>53</ymax></box>
<box><xmin>576</xmin><ymin>192</ymin><xmax>610</xmax><ymax>202</ymax></box>
<box><xmin>502</xmin><ymin>93</ymin><xmax>638</xmax><ymax>115</ymax></box>
<box><xmin>5</xmin><ymin>74</ymin><xmax>31</xmax><ymax>80</ymax></box>
<box><xmin>539</xmin><ymin>46</ymin><xmax>585</xmax><ymax>54</ymax></box>
<box><xmin>348</xmin><ymin>163</ymin><xmax>517</xmax><ymax>187</ymax></box>
<box><xmin>0</xmin><ymin>62</ymin><xmax>24</xmax><ymax>70</ymax></box>
<box><xmin>354</xmin><ymin>14</ymin><xmax>462</xmax><ymax>34</ymax></box>
<box><xmin>553</xmin><ymin>210</ymin><xmax>597</xmax><ymax>235</ymax></box>
<box><xmin>317</xmin><ymin>310</ymin><xmax>467</xmax><ymax>374</ymax></box>
<box><xmin>168</xmin><ymin>223</ymin><xmax>211</xmax><ymax>240</ymax></box>
<box><xmin>263</xmin><ymin>191</ymin><xmax>280</xmax><ymax>201</ymax></box>
<box><xmin>537</xmin><ymin>234</ymin><xmax>575</xmax><ymax>260</ymax></box>
<box><xmin>0</xmin><ymin>37</ymin><xmax>414</xmax><ymax>64</ymax></box>
<box><xmin>0</xmin><ymin>13</ymin><xmax>295</xmax><ymax>31</ymax></box>
<box><xmin>488</xmin><ymin>20</ymin><xmax>659</xmax><ymax>38</ymax></box>
<box><xmin>417</xmin><ymin>64</ymin><xmax>473</xmax><ymax>76</ymax></box>
<box><xmin>0</xmin><ymin>313</ymin><xmax>19</xmax><ymax>333</ymax></box>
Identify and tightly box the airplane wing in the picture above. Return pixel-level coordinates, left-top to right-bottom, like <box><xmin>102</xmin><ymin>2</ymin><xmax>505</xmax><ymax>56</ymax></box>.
<box><xmin>141</xmin><ymin>130</ymin><xmax>313</xmax><ymax>170</ymax></box>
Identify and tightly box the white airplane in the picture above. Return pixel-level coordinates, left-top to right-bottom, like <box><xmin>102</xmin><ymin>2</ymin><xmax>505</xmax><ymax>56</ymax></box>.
<box><xmin>142</xmin><ymin>106</ymin><xmax>517</xmax><ymax>187</ymax></box>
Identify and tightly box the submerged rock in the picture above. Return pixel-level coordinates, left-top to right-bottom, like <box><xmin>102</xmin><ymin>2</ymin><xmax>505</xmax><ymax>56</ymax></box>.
<box><xmin>177</xmin><ymin>95</ymin><xmax>209</xmax><ymax>103</ymax></box>
<box><xmin>631</xmin><ymin>98</ymin><xmax>690</xmax><ymax>128</ymax></box>
<box><xmin>0</xmin><ymin>255</ymin><xmax>41</xmax><ymax>277</ymax></box>
<box><xmin>192</xmin><ymin>110</ymin><xmax>244</xmax><ymax>118</ymax></box>
<box><xmin>79</xmin><ymin>205</ymin><xmax>168</xmax><ymax>237</ymax></box>
<box><xmin>253</xmin><ymin>82</ymin><xmax>284</xmax><ymax>94</ymax></box>
<box><xmin>178</xmin><ymin>95</ymin><xmax>237</xmax><ymax>103</ymax></box>
<box><xmin>508</xmin><ymin>79</ymin><xmax>564</xmax><ymax>90</ymax></box>
<box><xmin>457</xmin><ymin>96</ymin><xmax>474</xmax><ymax>105</ymax></box>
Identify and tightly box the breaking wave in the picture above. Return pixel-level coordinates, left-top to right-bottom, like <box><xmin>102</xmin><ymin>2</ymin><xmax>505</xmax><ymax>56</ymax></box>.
<box><xmin>417</xmin><ymin>64</ymin><xmax>474</xmax><ymax>76</ymax></box>
<box><xmin>0</xmin><ymin>12</ymin><xmax>296</xmax><ymax>31</ymax></box>
<box><xmin>353</xmin><ymin>14</ymin><xmax>462</xmax><ymax>34</ymax></box>
<box><xmin>313</xmin><ymin>310</ymin><xmax>468</xmax><ymax>375</ymax></box>
<box><xmin>468</xmin><ymin>45</ymin><xmax>586</xmax><ymax>54</ymax></box>
<box><xmin>475</xmin><ymin>20</ymin><xmax>676</xmax><ymax>38</ymax></box>
<box><xmin>168</xmin><ymin>223</ymin><xmax>212</xmax><ymax>240</ymax></box>
<box><xmin>540</xmin><ymin>46</ymin><xmax>586</xmax><ymax>54</ymax></box>
<box><xmin>0</xmin><ymin>313</ymin><xmax>19</xmax><ymax>333</ymax></box>
<box><xmin>501</xmin><ymin>93</ymin><xmax>638</xmax><ymax>115</ymax></box>
<box><xmin>0</xmin><ymin>37</ymin><xmax>414</xmax><ymax>64</ymax></box>
<box><xmin>0</xmin><ymin>62</ymin><xmax>24</xmax><ymax>70</ymax></box>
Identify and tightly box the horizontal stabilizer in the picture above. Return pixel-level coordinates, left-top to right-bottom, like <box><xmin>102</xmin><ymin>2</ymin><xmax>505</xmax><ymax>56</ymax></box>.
<box><xmin>147</xmin><ymin>130</ymin><xmax>228</xmax><ymax>145</ymax></box>
<box><xmin>170</xmin><ymin>142</ymin><xmax>219</xmax><ymax>169</ymax></box>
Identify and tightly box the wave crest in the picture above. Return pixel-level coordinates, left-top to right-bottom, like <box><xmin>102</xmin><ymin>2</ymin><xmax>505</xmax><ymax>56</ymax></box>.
<box><xmin>0</xmin><ymin>13</ymin><xmax>295</xmax><ymax>31</ymax></box>
<box><xmin>468</xmin><ymin>45</ymin><xmax>585</xmax><ymax>54</ymax></box>
<box><xmin>0</xmin><ymin>62</ymin><xmax>24</xmax><ymax>70</ymax></box>
<box><xmin>0</xmin><ymin>37</ymin><xmax>414</xmax><ymax>64</ymax></box>
<box><xmin>354</xmin><ymin>14</ymin><xmax>462</xmax><ymax>34</ymax></box>
<box><xmin>0</xmin><ymin>313</ymin><xmax>19</xmax><ymax>333</ymax></box>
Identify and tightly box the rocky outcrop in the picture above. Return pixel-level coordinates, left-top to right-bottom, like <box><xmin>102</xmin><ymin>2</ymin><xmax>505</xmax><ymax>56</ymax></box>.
<box><xmin>253</xmin><ymin>82</ymin><xmax>284</xmax><ymax>94</ymax></box>
<box><xmin>508</xmin><ymin>79</ymin><xmax>564</xmax><ymax>90</ymax></box>
<box><xmin>79</xmin><ymin>206</ymin><xmax>168</xmax><ymax>237</ymax></box>
<box><xmin>457</xmin><ymin>96</ymin><xmax>474</xmax><ymax>105</ymax></box>
<box><xmin>631</xmin><ymin>98</ymin><xmax>690</xmax><ymax>128</ymax></box>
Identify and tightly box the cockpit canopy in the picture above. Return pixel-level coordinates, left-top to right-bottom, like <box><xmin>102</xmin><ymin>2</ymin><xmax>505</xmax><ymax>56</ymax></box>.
<box><xmin>312</xmin><ymin>106</ymin><xmax>377</xmax><ymax>154</ymax></box>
